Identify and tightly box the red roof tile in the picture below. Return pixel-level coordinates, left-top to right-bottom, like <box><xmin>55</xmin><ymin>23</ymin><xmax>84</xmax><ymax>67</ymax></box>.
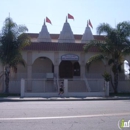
<box><xmin>27</xmin><ymin>33</ymin><xmax>106</xmax><ymax>41</ymax></box>
<box><xmin>23</xmin><ymin>42</ymin><xmax>100</xmax><ymax>52</ymax></box>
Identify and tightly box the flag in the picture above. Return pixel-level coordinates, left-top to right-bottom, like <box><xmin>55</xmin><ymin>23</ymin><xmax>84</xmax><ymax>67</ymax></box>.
<box><xmin>68</xmin><ymin>13</ymin><xmax>74</xmax><ymax>20</ymax></box>
<box><xmin>89</xmin><ymin>19</ymin><xmax>93</xmax><ymax>29</ymax></box>
<box><xmin>46</xmin><ymin>17</ymin><xmax>52</xmax><ymax>24</ymax></box>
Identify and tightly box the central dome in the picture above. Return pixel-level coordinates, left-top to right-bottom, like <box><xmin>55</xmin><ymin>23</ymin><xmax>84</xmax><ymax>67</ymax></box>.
<box><xmin>58</xmin><ymin>19</ymin><xmax>75</xmax><ymax>43</ymax></box>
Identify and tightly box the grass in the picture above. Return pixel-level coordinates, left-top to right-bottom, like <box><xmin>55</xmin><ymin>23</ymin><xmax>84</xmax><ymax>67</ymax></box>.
<box><xmin>110</xmin><ymin>93</ymin><xmax>130</xmax><ymax>97</ymax></box>
<box><xmin>0</xmin><ymin>93</ymin><xmax>130</xmax><ymax>97</ymax></box>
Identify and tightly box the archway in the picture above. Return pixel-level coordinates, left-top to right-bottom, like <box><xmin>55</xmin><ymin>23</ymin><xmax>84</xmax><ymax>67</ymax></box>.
<box><xmin>124</xmin><ymin>60</ymin><xmax>130</xmax><ymax>79</ymax></box>
<box><xmin>32</xmin><ymin>57</ymin><xmax>54</xmax><ymax>78</ymax></box>
<box><xmin>85</xmin><ymin>61</ymin><xmax>106</xmax><ymax>78</ymax></box>
<box><xmin>59</xmin><ymin>61</ymin><xmax>73</xmax><ymax>78</ymax></box>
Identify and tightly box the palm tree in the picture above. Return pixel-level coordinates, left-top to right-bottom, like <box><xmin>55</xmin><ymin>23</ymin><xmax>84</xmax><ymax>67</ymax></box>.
<box><xmin>0</xmin><ymin>17</ymin><xmax>30</xmax><ymax>93</ymax></box>
<box><xmin>84</xmin><ymin>21</ymin><xmax>130</xmax><ymax>94</ymax></box>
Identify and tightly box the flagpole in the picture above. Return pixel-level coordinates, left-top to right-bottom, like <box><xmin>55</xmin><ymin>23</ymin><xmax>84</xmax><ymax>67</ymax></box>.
<box><xmin>66</xmin><ymin>16</ymin><xmax>67</xmax><ymax>23</ymax></box>
<box><xmin>87</xmin><ymin>20</ymin><xmax>88</xmax><ymax>27</ymax></box>
<box><xmin>44</xmin><ymin>18</ymin><xmax>45</xmax><ymax>25</ymax></box>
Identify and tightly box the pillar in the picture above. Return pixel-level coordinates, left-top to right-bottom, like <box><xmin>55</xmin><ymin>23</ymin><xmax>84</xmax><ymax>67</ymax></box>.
<box><xmin>54</xmin><ymin>52</ymin><xmax>59</xmax><ymax>78</ymax></box>
<box><xmin>80</xmin><ymin>64</ymin><xmax>86</xmax><ymax>78</ymax></box>
<box><xmin>64</xmin><ymin>79</ymin><xmax>68</xmax><ymax>96</ymax></box>
<box><xmin>27</xmin><ymin>51</ymin><xmax>32</xmax><ymax>92</ymax></box>
<box><xmin>80</xmin><ymin>52</ymin><xmax>86</xmax><ymax>78</ymax></box>
<box><xmin>54</xmin><ymin>65</ymin><xmax>59</xmax><ymax>77</ymax></box>
<box><xmin>21</xmin><ymin>79</ymin><xmax>25</xmax><ymax>97</ymax></box>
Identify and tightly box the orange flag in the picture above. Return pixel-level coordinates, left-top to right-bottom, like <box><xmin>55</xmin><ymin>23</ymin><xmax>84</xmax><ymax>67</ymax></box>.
<box><xmin>68</xmin><ymin>13</ymin><xmax>74</xmax><ymax>20</ymax></box>
<box><xmin>46</xmin><ymin>17</ymin><xmax>52</xmax><ymax>24</ymax></box>
<box><xmin>89</xmin><ymin>19</ymin><xmax>93</xmax><ymax>29</ymax></box>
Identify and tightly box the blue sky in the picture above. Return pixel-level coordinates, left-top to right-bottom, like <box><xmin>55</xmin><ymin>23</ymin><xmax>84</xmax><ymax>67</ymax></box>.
<box><xmin>0</xmin><ymin>0</ymin><xmax>130</xmax><ymax>35</ymax></box>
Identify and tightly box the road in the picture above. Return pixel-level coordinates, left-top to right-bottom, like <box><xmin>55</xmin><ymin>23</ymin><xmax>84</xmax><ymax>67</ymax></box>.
<box><xmin>0</xmin><ymin>100</ymin><xmax>130</xmax><ymax>130</ymax></box>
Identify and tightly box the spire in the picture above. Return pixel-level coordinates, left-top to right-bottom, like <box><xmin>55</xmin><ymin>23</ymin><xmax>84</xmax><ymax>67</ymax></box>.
<box><xmin>58</xmin><ymin>19</ymin><xmax>75</xmax><ymax>43</ymax></box>
<box><xmin>87</xmin><ymin>20</ymin><xmax>88</xmax><ymax>27</ymax></box>
<box><xmin>37</xmin><ymin>20</ymin><xmax>51</xmax><ymax>42</ymax></box>
<box><xmin>66</xmin><ymin>16</ymin><xmax>67</xmax><ymax>23</ymax></box>
<box><xmin>81</xmin><ymin>22</ymin><xmax>94</xmax><ymax>43</ymax></box>
<box><xmin>44</xmin><ymin>19</ymin><xmax>45</xmax><ymax>25</ymax></box>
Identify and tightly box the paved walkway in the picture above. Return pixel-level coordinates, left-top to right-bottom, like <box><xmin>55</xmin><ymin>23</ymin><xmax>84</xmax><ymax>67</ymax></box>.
<box><xmin>0</xmin><ymin>96</ymin><xmax>130</xmax><ymax>102</ymax></box>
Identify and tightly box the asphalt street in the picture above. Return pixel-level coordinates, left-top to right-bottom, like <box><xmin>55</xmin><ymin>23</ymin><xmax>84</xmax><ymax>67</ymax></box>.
<box><xmin>0</xmin><ymin>100</ymin><xmax>130</xmax><ymax>130</ymax></box>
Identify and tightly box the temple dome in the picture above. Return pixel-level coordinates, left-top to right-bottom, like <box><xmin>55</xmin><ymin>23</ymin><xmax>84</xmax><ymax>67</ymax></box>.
<box><xmin>58</xmin><ymin>18</ymin><xmax>75</xmax><ymax>43</ymax></box>
<box><xmin>81</xmin><ymin>24</ymin><xmax>94</xmax><ymax>43</ymax></box>
<box><xmin>37</xmin><ymin>20</ymin><xmax>51</xmax><ymax>42</ymax></box>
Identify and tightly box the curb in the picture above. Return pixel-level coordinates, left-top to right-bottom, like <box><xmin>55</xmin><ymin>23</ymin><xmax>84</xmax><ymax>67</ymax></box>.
<box><xmin>0</xmin><ymin>97</ymin><xmax>130</xmax><ymax>102</ymax></box>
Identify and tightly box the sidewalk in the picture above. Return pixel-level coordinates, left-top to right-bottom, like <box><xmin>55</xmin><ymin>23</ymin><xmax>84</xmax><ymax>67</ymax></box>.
<box><xmin>0</xmin><ymin>96</ymin><xmax>130</xmax><ymax>102</ymax></box>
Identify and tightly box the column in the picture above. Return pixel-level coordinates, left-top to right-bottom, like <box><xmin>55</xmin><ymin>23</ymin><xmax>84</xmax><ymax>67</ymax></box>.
<box><xmin>80</xmin><ymin>64</ymin><xmax>86</xmax><ymax>78</ymax></box>
<box><xmin>80</xmin><ymin>52</ymin><xmax>86</xmax><ymax>78</ymax></box>
<box><xmin>64</xmin><ymin>79</ymin><xmax>68</xmax><ymax>96</ymax></box>
<box><xmin>54</xmin><ymin>65</ymin><xmax>59</xmax><ymax>78</ymax></box>
<box><xmin>27</xmin><ymin>51</ymin><xmax>32</xmax><ymax>92</ymax></box>
<box><xmin>54</xmin><ymin>52</ymin><xmax>59</xmax><ymax>78</ymax></box>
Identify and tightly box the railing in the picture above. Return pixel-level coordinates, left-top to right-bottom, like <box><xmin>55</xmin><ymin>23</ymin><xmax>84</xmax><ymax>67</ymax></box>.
<box><xmin>24</xmin><ymin>79</ymin><xmax>57</xmax><ymax>93</ymax></box>
<box><xmin>87</xmin><ymin>79</ymin><xmax>104</xmax><ymax>92</ymax></box>
<box><xmin>86</xmin><ymin>73</ymin><xmax>103</xmax><ymax>79</ymax></box>
<box><xmin>0</xmin><ymin>71</ymin><xmax>4</xmax><ymax>93</ymax></box>
<box><xmin>68</xmin><ymin>78</ymin><xmax>87</xmax><ymax>92</ymax></box>
<box><xmin>21</xmin><ymin>78</ymin><xmax>106</xmax><ymax>97</ymax></box>
<box><xmin>118</xmin><ymin>80</ymin><xmax>130</xmax><ymax>92</ymax></box>
<box><xmin>9</xmin><ymin>80</ymin><xmax>21</xmax><ymax>93</ymax></box>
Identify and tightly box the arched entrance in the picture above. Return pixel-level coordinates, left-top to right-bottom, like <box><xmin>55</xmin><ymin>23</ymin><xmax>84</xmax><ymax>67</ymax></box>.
<box><xmin>73</xmin><ymin>62</ymin><xmax>80</xmax><ymax>76</ymax></box>
<box><xmin>32</xmin><ymin>57</ymin><xmax>54</xmax><ymax>78</ymax></box>
<box><xmin>59</xmin><ymin>61</ymin><xmax>73</xmax><ymax>78</ymax></box>
<box><xmin>59</xmin><ymin>54</ymin><xmax>80</xmax><ymax>78</ymax></box>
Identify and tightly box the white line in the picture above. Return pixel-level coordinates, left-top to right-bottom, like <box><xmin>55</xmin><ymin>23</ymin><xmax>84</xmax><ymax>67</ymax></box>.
<box><xmin>0</xmin><ymin>112</ymin><xmax>130</xmax><ymax>121</ymax></box>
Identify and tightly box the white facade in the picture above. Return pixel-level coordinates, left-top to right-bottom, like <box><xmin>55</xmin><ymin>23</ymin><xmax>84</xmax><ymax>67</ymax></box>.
<box><xmin>0</xmin><ymin>19</ymin><xmax>129</xmax><ymax>96</ymax></box>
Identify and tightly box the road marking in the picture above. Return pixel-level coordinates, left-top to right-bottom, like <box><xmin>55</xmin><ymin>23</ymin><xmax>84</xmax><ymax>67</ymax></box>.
<box><xmin>0</xmin><ymin>112</ymin><xmax>130</xmax><ymax>121</ymax></box>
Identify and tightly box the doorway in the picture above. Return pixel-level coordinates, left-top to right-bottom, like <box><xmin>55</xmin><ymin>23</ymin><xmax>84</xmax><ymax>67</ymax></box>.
<box><xmin>59</xmin><ymin>61</ymin><xmax>73</xmax><ymax>78</ymax></box>
<box><xmin>73</xmin><ymin>62</ymin><xmax>80</xmax><ymax>76</ymax></box>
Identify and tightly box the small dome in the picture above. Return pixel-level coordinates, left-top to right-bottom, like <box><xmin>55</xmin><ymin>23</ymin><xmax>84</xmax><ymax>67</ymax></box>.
<box><xmin>58</xmin><ymin>18</ymin><xmax>75</xmax><ymax>43</ymax></box>
<box><xmin>81</xmin><ymin>23</ymin><xmax>94</xmax><ymax>43</ymax></box>
<box><xmin>37</xmin><ymin>20</ymin><xmax>51</xmax><ymax>42</ymax></box>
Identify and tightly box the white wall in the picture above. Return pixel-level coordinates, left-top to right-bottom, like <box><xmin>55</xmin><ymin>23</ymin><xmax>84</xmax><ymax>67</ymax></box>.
<box><xmin>32</xmin><ymin>51</ymin><xmax>54</xmax><ymax>65</ymax></box>
<box><xmin>32</xmin><ymin>58</ymin><xmax>52</xmax><ymax>73</ymax></box>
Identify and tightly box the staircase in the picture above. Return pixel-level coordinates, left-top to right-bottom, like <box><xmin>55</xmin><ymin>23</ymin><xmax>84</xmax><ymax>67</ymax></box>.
<box><xmin>68</xmin><ymin>80</ymin><xmax>88</xmax><ymax>92</ymax></box>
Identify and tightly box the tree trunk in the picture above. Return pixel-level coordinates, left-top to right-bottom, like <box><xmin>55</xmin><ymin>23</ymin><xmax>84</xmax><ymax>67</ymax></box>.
<box><xmin>113</xmin><ymin>72</ymin><xmax>118</xmax><ymax>94</ymax></box>
<box><xmin>110</xmin><ymin>61</ymin><xmax>119</xmax><ymax>94</ymax></box>
<box><xmin>113</xmin><ymin>61</ymin><xmax>119</xmax><ymax>94</ymax></box>
<box><xmin>5</xmin><ymin>66</ymin><xmax>10</xmax><ymax>94</ymax></box>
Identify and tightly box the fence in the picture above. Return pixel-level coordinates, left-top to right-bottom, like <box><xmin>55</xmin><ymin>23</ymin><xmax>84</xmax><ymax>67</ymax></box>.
<box><xmin>20</xmin><ymin>78</ymin><xmax>107</xmax><ymax>97</ymax></box>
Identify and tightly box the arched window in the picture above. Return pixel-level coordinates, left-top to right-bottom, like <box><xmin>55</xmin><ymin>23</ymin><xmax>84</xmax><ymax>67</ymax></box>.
<box><xmin>124</xmin><ymin>60</ymin><xmax>130</xmax><ymax>79</ymax></box>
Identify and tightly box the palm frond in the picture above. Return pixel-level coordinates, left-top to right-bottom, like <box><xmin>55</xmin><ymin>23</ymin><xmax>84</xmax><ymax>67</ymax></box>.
<box><xmin>97</xmin><ymin>23</ymin><xmax>112</xmax><ymax>35</ymax></box>
<box><xmin>83</xmin><ymin>40</ymin><xmax>97</xmax><ymax>52</ymax></box>
<box><xmin>87</xmin><ymin>54</ymin><xmax>105</xmax><ymax>70</ymax></box>
<box><xmin>108</xmin><ymin>59</ymin><xmax>114</xmax><ymax>65</ymax></box>
<box><xmin>118</xmin><ymin>63</ymin><xmax>123</xmax><ymax>72</ymax></box>
<box><xmin>121</xmin><ymin>45</ymin><xmax>130</xmax><ymax>55</ymax></box>
<box><xmin>18</xmin><ymin>25</ymin><xmax>28</xmax><ymax>33</ymax></box>
<box><xmin>17</xmin><ymin>33</ymin><xmax>31</xmax><ymax>49</ymax></box>
<box><xmin>117</xmin><ymin>21</ymin><xmax>130</xmax><ymax>37</ymax></box>
<box><xmin>0</xmin><ymin>17</ymin><xmax>30</xmax><ymax>68</ymax></box>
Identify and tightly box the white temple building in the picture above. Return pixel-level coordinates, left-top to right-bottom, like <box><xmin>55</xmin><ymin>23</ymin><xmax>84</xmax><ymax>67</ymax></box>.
<box><xmin>0</xmin><ymin>19</ymin><xmax>130</xmax><ymax>96</ymax></box>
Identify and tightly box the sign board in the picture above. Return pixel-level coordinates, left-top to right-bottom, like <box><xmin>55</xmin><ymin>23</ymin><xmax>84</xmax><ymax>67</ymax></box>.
<box><xmin>61</xmin><ymin>54</ymin><xmax>79</xmax><ymax>61</ymax></box>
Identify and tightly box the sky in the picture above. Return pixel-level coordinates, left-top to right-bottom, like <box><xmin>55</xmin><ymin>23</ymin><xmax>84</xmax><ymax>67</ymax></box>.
<box><xmin>0</xmin><ymin>0</ymin><xmax>130</xmax><ymax>35</ymax></box>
